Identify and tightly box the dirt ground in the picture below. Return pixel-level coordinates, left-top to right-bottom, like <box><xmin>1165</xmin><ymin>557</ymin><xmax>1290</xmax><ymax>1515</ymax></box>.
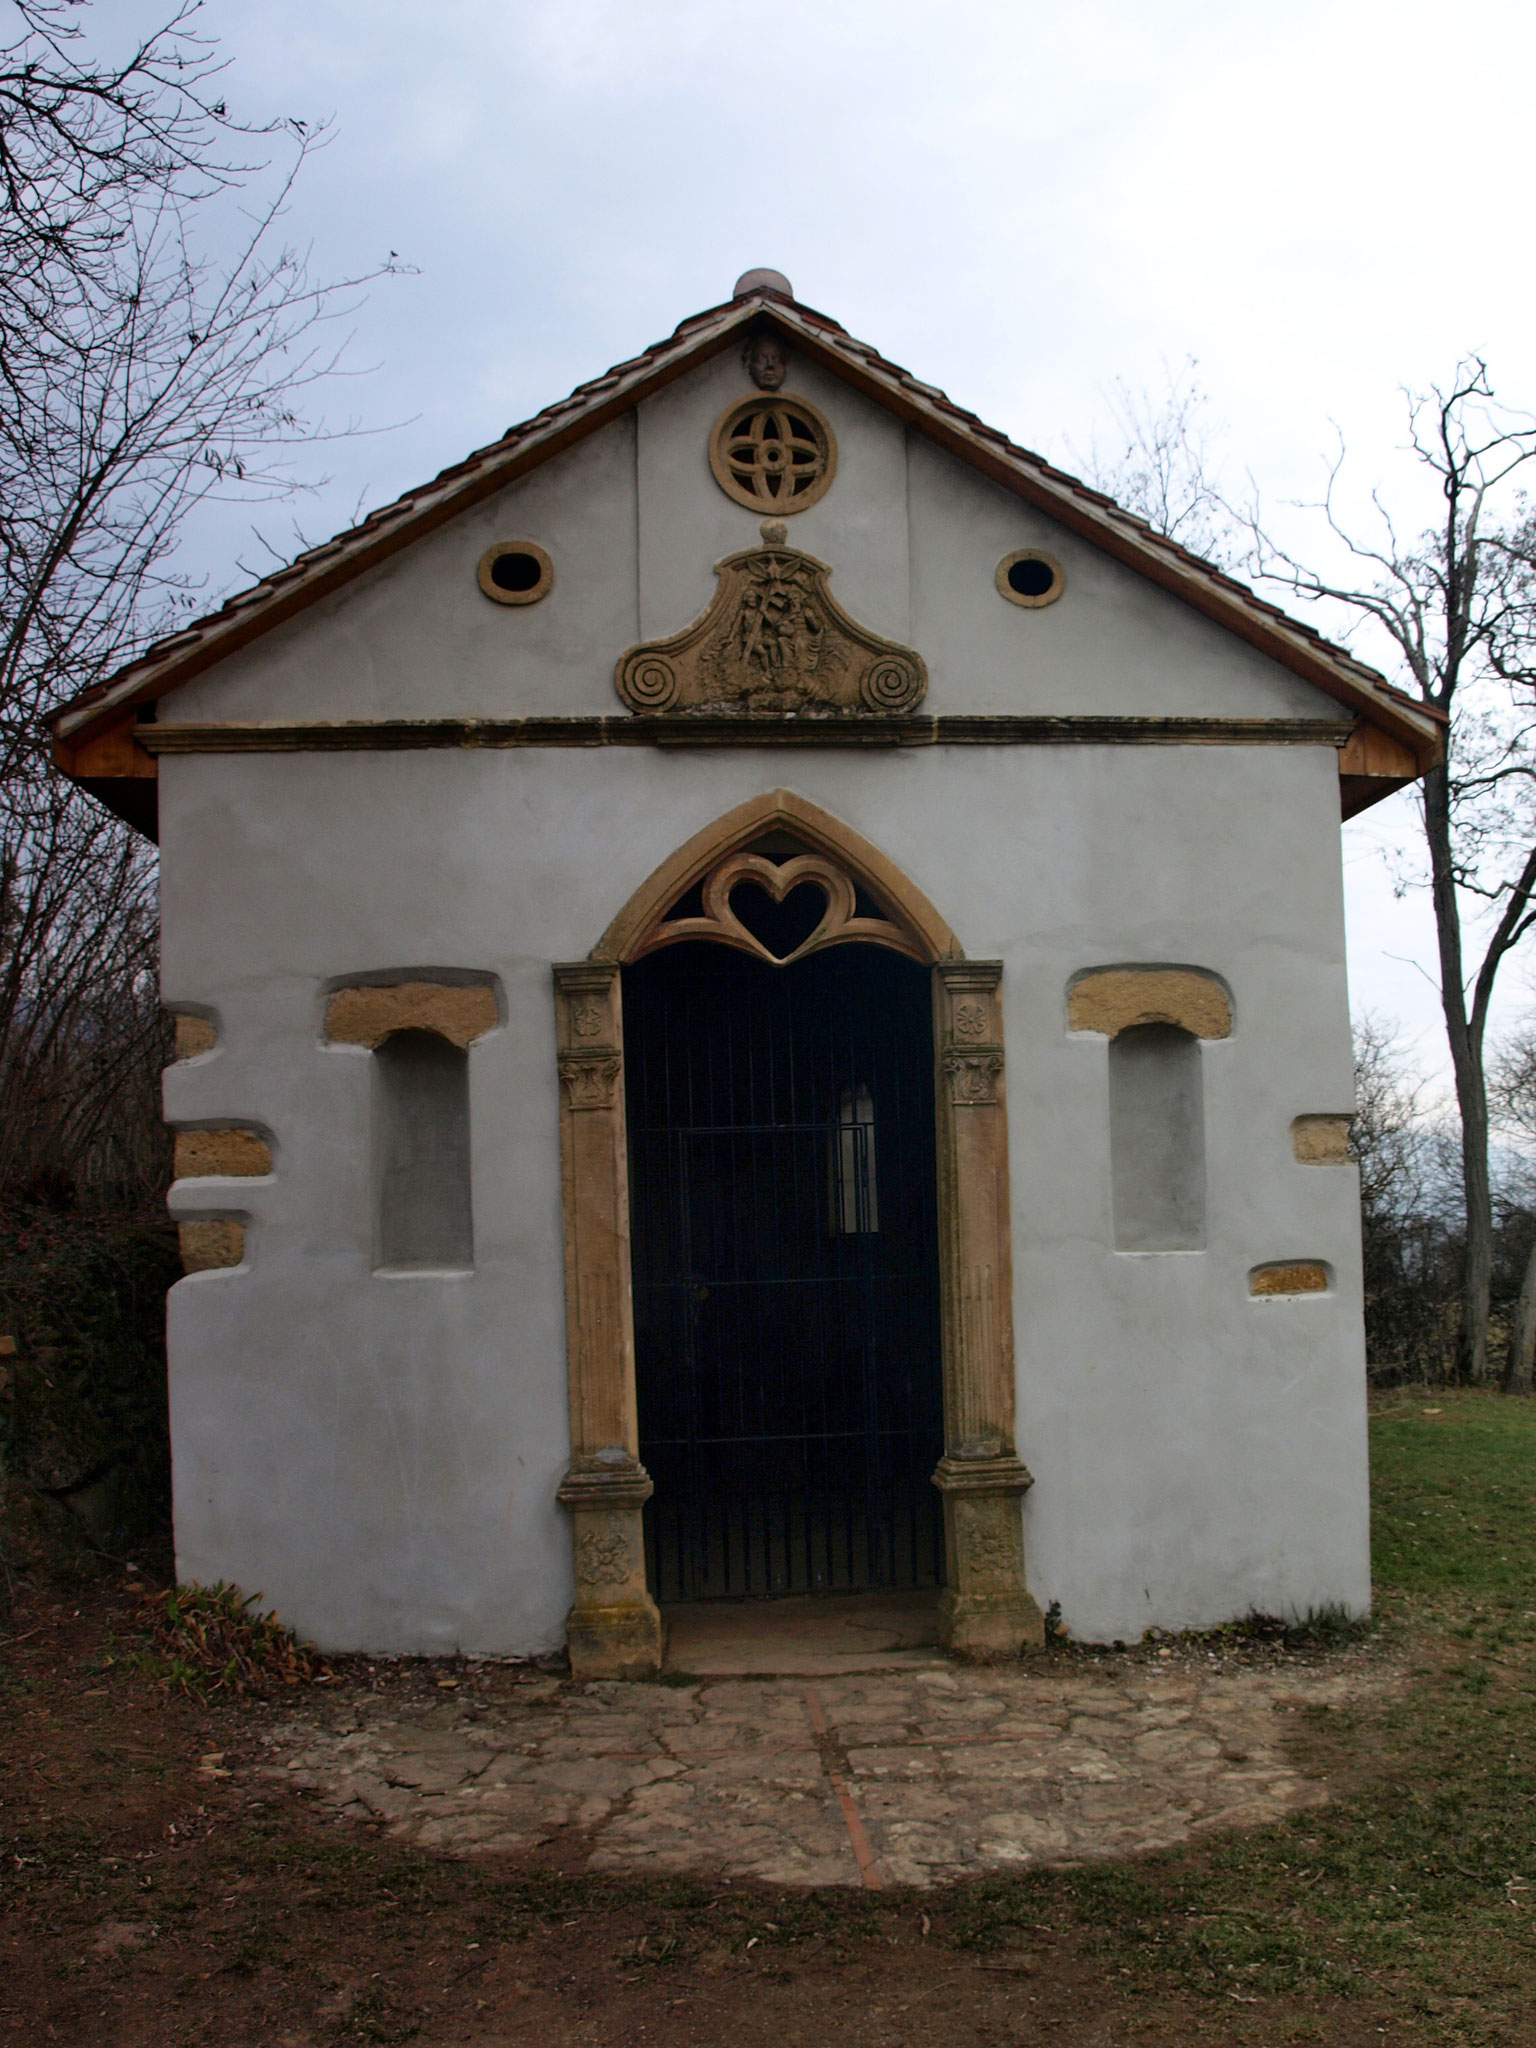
<box><xmin>0</xmin><ymin>1577</ymin><xmax>1420</xmax><ymax>2048</ymax></box>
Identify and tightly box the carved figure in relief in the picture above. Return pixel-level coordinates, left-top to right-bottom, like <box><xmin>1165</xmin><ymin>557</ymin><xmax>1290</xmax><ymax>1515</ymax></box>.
<box><xmin>720</xmin><ymin>552</ymin><xmax>826</xmax><ymax>695</ymax></box>
<box><xmin>743</xmin><ymin>332</ymin><xmax>789</xmax><ymax>390</ymax></box>
<box><xmin>615</xmin><ymin>525</ymin><xmax>927</xmax><ymax>718</ymax></box>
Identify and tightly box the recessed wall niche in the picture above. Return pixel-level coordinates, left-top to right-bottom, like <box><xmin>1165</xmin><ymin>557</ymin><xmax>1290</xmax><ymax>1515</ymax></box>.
<box><xmin>1108</xmin><ymin>1023</ymin><xmax>1207</xmax><ymax>1251</ymax></box>
<box><xmin>1069</xmin><ymin>964</ymin><xmax>1229</xmax><ymax>1256</ymax></box>
<box><xmin>323</xmin><ymin>973</ymin><xmax>500</xmax><ymax>1275</ymax></box>
<box><xmin>373</xmin><ymin>1030</ymin><xmax>473</xmax><ymax>1271</ymax></box>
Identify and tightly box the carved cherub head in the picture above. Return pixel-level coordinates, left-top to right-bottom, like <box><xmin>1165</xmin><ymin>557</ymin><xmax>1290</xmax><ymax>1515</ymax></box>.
<box><xmin>744</xmin><ymin>332</ymin><xmax>789</xmax><ymax>391</ymax></box>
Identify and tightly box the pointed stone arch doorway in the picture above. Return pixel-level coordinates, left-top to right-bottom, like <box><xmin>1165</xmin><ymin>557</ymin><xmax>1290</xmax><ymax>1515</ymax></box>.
<box><xmin>553</xmin><ymin>790</ymin><xmax>1043</xmax><ymax>1677</ymax></box>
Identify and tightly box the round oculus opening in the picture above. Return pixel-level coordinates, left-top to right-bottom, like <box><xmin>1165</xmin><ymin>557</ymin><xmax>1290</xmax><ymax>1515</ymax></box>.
<box><xmin>996</xmin><ymin>548</ymin><xmax>1064</xmax><ymax>608</ymax></box>
<box><xmin>476</xmin><ymin>539</ymin><xmax>553</xmax><ymax>605</ymax></box>
<box><xmin>1008</xmin><ymin>557</ymin><xmax>1055</xmax><ymax>599</ymax></box>
<box><xmin>708</xmin><ymin>392</ymin><xmax>837</xmax><ymax>513</ymax></box>
<box><xmin>491</xmin><ymin>550</ymin><xmax>542</xmax><ymax>592</ymax></box>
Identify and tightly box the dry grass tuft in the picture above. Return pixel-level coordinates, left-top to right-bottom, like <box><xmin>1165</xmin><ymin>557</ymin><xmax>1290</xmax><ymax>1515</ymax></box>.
<box><xmin>123</xmin><ymin>1579</ymin><xmax>327</xmax><ymax>1697</ymax></box>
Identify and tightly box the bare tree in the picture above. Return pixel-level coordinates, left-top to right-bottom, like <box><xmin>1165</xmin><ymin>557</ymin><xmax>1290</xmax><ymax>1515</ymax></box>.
<box><xmin>1070</xmin><ymin>357</ymin><xmax>1233</xmax><ymax>569</ymax></box>
<box><xmin>1349</xmin><ymin>1016</ymin><xmax>1453</xmax><ymax>1381</ymax></box>
<box><xmin>1350</xmin><ymin>1014</ymin><xmax>1426</xmax><ymax>1223</ymax></box>
<box><xmin>1086</xmin><ymin>361</ymin><xmax>1536</xmax><ymax>1383</ymax></box>
<box><xmin>1243</xmin><ymin>366</ymin><xmax>1536</xmax><ymax>1383</ymax></box>
<box><xmin>0</xmin><ymin>1</ymin><xmax>400</xmax><ymax>1207</ymax></box>
<box><xmin>1488</xmin><ymin>1024</ymin><xmax>1536</xmax><ymax>1392</ymax></box>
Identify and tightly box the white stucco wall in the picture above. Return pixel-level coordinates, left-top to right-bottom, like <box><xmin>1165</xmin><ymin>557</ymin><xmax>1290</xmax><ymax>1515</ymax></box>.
<box><xmin>155</xmin><ymin>343</ymin><xmax>1369</xmax><ymax>1653</ymax></box>
<box><xmin>160</xmin><ymin>737</ymin><xmax>1366</xmax><ymax>1652</ymax></box>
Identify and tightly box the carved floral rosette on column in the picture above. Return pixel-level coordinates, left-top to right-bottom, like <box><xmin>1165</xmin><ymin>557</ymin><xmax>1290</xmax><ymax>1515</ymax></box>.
<box><xmin>551</xmin><ymin>962</ymin><xmax>662</xmax><ymax>1678</ymax></box>
<box><xmin>615</xmin><ymin>524</ymin><xmax>927</xmax><ymax>719</ymax></box>
<box><xmin>931</xmin><ymin>962</ymin><xmax>1045</xmax><ymax>1656</ymax></box>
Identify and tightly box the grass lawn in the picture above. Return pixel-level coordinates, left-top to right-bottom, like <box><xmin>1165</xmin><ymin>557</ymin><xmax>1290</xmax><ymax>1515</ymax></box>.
<box><xmin>1</xmin><ymin>1390</ymin><xmax>1534</xmax><ymax>2045</ymax></box>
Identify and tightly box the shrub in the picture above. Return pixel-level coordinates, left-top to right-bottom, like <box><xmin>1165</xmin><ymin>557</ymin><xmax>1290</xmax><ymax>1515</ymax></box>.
<box><xmin>0</xmin><ymin>1205</ymin><xmax>179</xmax><ymax>1574</ymax></box>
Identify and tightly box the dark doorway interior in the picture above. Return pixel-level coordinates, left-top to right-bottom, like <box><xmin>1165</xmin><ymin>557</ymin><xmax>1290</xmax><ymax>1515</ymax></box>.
<box><xmin>624</xmin><ymin>938</ymin><xmax>944</xmax><ymax>1602</ymax></box>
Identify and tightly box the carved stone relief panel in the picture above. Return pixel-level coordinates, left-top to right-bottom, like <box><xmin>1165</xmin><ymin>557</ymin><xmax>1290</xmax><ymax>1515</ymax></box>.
<box><xmin>554</xmin><ymin>962</ymin><xmax>625</xmax><ymax>1115</ymax></box>
<box><xmin>574</xmin><ymin>1517</ymin><xmax>637</xmax><ymax>1590</ymax></box>
<box><xmin>615</xmin><ymin>524</ymin><xmax>926</xmax><ymax>718</ymax></box>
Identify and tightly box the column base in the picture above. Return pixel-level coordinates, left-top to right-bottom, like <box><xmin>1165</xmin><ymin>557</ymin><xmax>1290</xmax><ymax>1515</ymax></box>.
<box><xmin>937</xmin><ymin>1584</ymin><xmax>1044</xmax><ymax>1660</ymax></box>
<box><xmin>565</xmin><ymin>1596</ymin><xmax>665</xmax><ymax>1681</ymax></box>
<box><xmin>933</xmin><ymin>1452</ymin><xmax>1045</xmax><ymax>1660</ymax></box>
<box><xmin>557</xmin><ymin>1454</ymin><xmax>663</xmax><ymax>1681</ymax></box>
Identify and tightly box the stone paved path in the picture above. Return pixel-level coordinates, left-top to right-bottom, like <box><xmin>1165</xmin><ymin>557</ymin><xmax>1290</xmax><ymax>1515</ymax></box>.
<box><xmin>268</xmin><ymin>1652</ymin><xmax>1388</xmax><ymax>1888</ymax></box>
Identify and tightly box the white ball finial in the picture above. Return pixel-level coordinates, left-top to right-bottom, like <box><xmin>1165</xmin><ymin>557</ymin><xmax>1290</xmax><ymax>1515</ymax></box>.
<box><xmin>733</xmin><ymin>267</ymin><xmax>794</xmax><ymax>300</ymax></box>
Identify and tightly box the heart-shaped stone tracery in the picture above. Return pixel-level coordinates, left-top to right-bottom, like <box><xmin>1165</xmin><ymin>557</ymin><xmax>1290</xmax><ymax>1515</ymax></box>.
<box><xmin>726</xmin><ymin>876</ymin><xmax>830</xmax><ymax>959</ymax></box>
<box><xmin>637</xmin><ymin>848</ymin><xmax>927</xmax><ymax>968</ymax></box>
<box><xmin>703</xmin><ymin>854</ymin><xmax>854</xmax><ymax>965</ymax></box>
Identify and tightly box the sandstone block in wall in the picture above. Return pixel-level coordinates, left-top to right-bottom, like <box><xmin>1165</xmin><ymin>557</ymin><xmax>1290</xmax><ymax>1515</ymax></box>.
<box><xmin>178</xmin><ymin>1220</ymin><xmax>245</xmax><ymax>1273</ymax></box>
<box><xmin>172</xmin><ymin>1128</ymin><xmax>272</xmax><ymax>1178</ymax></box>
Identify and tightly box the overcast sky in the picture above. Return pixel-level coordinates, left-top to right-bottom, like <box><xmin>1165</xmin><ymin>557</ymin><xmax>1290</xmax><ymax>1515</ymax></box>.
<box><xmin>105</xmin><ymin>0</ymin><xmax>1536</xmax><ymax>1092</ymax></box>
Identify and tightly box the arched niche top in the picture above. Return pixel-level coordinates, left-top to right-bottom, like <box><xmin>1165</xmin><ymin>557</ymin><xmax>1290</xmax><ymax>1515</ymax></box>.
<box><xmin>1067</xmin><ymin>965</ymin><xmax>1232</xmax><ymax>1041</ymax></box>
<box><xmin>593</xmin><ymin>788</ymin><xmax>963</xmax><ymax>968</ymax></box>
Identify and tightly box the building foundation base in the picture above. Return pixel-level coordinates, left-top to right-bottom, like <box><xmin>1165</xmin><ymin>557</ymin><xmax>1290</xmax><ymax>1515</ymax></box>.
<box><xmin>933</xmin><ymin>1452</ymin><xmax>1045</xmax><ymax>1659</ymax></box>
<box><xmin>557</xmin><ymin>1455</ymin><xmax>663</xmax><ymax>1680</ymax></box>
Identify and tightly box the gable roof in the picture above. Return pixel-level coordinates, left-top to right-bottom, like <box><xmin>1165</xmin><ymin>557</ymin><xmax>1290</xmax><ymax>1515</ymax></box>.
<box><xmin>49</xmin><ymin>281</ymin><xmax>1442</xmax><ymax>837</ymax></box>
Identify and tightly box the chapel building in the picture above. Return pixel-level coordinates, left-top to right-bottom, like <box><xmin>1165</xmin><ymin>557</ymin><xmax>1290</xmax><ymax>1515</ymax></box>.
<box><xmin>49</xmin><ymin>271</ymin><xmax>1439</xmax><ymax>1673</ymax></box>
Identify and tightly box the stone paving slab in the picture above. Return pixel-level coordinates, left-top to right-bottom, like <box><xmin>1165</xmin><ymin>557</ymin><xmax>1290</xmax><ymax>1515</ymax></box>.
<box><xmin>265</xmin><ymin>1653</ymin><xmax>1392</xmax><ymax>1889</ymax></box>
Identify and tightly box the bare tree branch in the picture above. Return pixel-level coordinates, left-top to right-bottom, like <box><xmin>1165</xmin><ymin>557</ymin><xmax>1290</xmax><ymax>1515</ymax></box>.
<box><xmin>0</xmin><ymin>0</ymin><xmax>405</xmax><ymax>1210</ymax></box>
<box><xmin>1083</xmin><ymin>352</ymin><xmax>1536</xmax><ymax>1383</ymax></box>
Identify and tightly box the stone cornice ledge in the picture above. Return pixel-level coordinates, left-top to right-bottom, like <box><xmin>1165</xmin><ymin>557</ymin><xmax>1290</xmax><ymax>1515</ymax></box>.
<box><xmin>141</xmin><ymin>713</ymin><xmax>1357</xmax><ymax>754</ymax></box>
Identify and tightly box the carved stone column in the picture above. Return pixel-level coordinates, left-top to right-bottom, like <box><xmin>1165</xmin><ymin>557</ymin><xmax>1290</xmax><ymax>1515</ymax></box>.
<box><xmin>551</xmin><ymin>962</ymin><xmax>662</xmax><ymax>1679</ymax></box>
<box><xmin>931</xmin><ymin>961</ymin><xmax>1044</xmax><ymax>1657</ymax></box>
